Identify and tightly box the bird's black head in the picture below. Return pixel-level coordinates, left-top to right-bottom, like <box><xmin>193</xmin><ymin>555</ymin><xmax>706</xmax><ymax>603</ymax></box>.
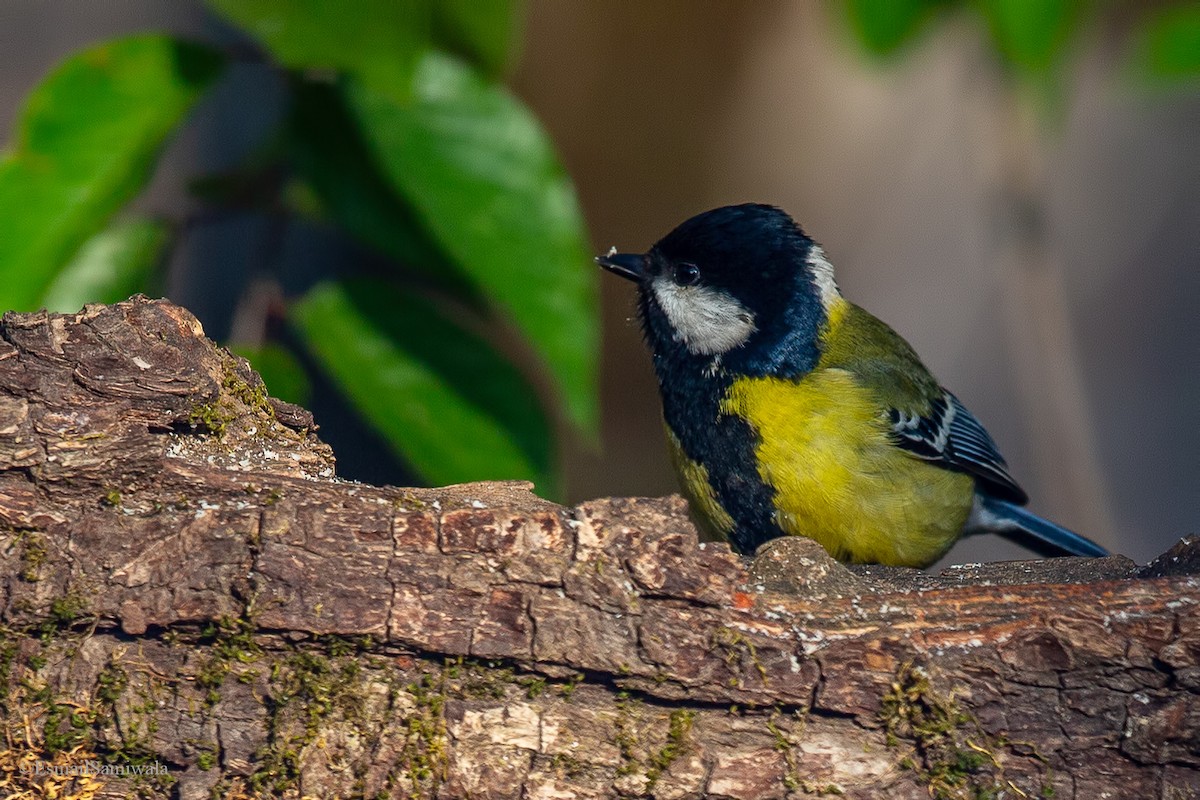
<box><xmin>597</xmin><ymin>203</ymin><xmax>840</xmax><ymax>378</ymax></box>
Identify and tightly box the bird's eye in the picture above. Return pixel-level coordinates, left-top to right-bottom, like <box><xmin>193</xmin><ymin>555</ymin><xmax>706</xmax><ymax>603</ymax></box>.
<box><xmin>673</xmin><ymin>263</ymin><xmax>701</xmax><ymax>286</ymax></box>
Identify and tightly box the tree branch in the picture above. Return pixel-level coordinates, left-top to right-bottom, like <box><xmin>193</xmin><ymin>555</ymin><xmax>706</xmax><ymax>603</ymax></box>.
<box><xmin>0</xmin><ymin>298</ymin><xmax>1195</xmax><ymax>799</ymax></box>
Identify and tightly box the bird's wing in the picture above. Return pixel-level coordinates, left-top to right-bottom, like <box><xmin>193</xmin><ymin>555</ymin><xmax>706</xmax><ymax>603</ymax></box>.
<box><xmin>888</xmin><ymin>391</ymin><xmax>1028</xmax><ymax>504</ymax></box>
<box><xmin>820</xmin><ymin>303</ymin><xmax>1028</xmax><ymax>504</ymax></box>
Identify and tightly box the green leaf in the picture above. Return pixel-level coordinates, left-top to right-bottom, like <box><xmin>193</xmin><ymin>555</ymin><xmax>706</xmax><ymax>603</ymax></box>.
<box><xmin>286</xmin><ymin>79</ymin><xmax>476</xmax><ymax>298</ymax></box>
<box><xmin>0</xmin><ymin>35</ymin><xmax>222</xmax><ymax>312</ymax></box>
<box><xmin>207</xmin><ymin>0</ymin><xmax>429</xmax><ymax>104</ymax></box>
<box><xmin>41</xmin><ymin>217</ymin><xmax>168</xmax><ymax>312</ymax></box>
<box><xmin>347</xmin><ymin>52</ymin><xmax>599</xmax><ymax>435</ymax></box>
<box><xmin>844</xmin><ymin>0</ymin><xmax>945</xmax><ymax>56</ymax></box>
<box><xmin>977</xmin><ymin>0</ymin><xmax>1080</xmax><ymax>73</ymax></box>
<box><xmin>434</xmin><ymin>0</ymin><xmax>525</xmax><ymax>76</ymax></box>
<box><xmin>292</xmin><ymin>280</ymin><xmax>556</xmax><ymax>493</ymax></box>
<box><xmin>1130</xmin><ymin>5</ymin><xmax>1200</xmax><ymax>82</ymax></box>
<box><xmin>232</xmin><ymin>343</ymin><xmax>312</xmax><ymax>407</ymax></box>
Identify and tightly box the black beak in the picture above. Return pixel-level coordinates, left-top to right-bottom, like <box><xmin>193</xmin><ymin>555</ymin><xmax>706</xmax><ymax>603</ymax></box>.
<box><xmin>595</xmin><ymin>250</ymin><xmax>646</xmax><ymax>282</ymax></box>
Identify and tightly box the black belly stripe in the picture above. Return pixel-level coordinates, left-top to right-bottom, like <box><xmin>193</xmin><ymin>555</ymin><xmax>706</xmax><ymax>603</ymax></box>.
<box><xmin>657</xmin><ymin>359</ymin><xmax>785</xmax><ymax>554</ymax></box>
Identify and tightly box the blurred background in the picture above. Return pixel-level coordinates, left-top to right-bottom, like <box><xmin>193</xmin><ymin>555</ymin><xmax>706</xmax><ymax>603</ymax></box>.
<box><xmin>1</xmin><ymin>1</ymin><xmax>1196</xmax><ymax>566</ymax></box>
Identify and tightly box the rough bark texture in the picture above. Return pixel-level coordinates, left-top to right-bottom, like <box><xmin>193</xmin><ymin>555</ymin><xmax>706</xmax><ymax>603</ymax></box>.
<box><xmin>0</xmin><ymin>297</ymin><xmax>1196</xmax><ymax>800</ymax></box>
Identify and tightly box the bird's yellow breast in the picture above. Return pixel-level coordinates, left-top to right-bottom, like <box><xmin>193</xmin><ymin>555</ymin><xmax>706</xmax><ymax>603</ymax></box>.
<box><xmin>721</xmin><ymin>370</ymin><xmax>974</xmax><ymax>566</ymax></box>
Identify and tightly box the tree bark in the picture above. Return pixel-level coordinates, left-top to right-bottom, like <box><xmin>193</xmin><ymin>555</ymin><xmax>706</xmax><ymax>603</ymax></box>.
<box><xmin>0</xmin><ymin>297</ymin><xmax>1196</xmax><ymax>800</ymax></box>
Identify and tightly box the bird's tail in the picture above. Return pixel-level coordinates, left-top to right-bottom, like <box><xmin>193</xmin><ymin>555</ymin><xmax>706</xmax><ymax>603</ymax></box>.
<box><xmin>971</xmin><ymin>495</ymin><xmax>1109</xmax><ymax>558</ymax></box>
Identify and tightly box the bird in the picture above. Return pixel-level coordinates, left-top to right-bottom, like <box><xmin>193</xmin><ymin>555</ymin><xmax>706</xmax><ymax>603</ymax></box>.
<box><xmin>596</xmin><ymin>203</ymin><xmax>1108</xmax><ymax>568</ymax></box>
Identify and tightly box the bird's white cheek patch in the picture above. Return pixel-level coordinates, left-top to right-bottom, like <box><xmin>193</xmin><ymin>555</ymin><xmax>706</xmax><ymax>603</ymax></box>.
<box><xmin>650</xmin><ymin>279</ymin><xmax>757</xmax><ymax>356</ymax></box>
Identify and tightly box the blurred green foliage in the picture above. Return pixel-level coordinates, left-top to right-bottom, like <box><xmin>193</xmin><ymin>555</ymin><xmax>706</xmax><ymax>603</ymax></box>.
<box><xmin>844</xmin><ymin>0</ymin><xmax>1200</xmax><ymax>84</ymax></box>
<box><xmin>0</xmin><ymin>37</ymin><xmax>220</xmax><ymax>310</ymax></box>
<box><xmin>292</xmin><ymin>280</ymin><xmax>553</xmax><ymax>489</ymax></box>
<box><xmin>0</xmin><ymin>1</ymin><xmax>595</xmax><ymax>498</ymax></box>
<box><xmin>1131</xmin><ymin>5</ymin><xmax>1200</xmax><ymax>81</ymax></box>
